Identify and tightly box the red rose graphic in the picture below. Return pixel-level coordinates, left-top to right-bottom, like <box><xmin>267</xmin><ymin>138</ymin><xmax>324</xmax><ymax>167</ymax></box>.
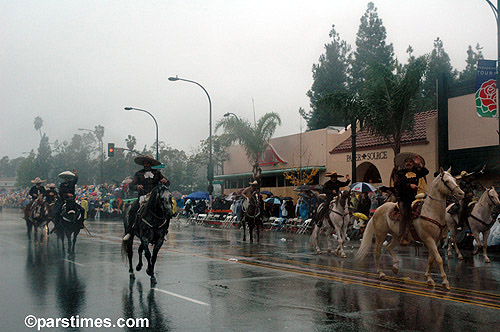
<box><xmin>479</xmin><ymin>79</ymin><xmax>497</xmax><ymax>112</ymax></box>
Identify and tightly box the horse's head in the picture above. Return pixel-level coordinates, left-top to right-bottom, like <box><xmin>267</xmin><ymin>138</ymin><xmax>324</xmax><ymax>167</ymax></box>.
<box><xmin>436</xmin><ymin>167</ymin><xmax>464</xmax><ymax>200</ymax></box>
<box><xmin>486</xmin><ymin>186</ymin><xmax>500</xmax><ymax>207</ymax></box>
<box><xmin>155</xmin><ymin>184</ymin><xmax>173</xmax><ymax>219</ymax></box>
<box><xmin>338</xmin><ymin>189</ymin><xmax>351</xmax><ymax>208</ymax></box>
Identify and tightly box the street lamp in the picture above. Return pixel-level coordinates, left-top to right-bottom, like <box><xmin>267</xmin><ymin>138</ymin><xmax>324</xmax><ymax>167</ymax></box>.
<box><xmin>124</xmin><ymin>107</ymin><xmax>159</xmax><ymax>161</ymax></box>
<box><xmin>223</xmin><ymin>112</ymin><xmax>240</xmax><ymax>120</ymax></box>
<box><xmin>79</xmin><ymin>127</ymin><xmax>104</xmax><ymax>183</ymax></box>
<box><xmin>485</xmin><ymin>0</ymin><xmax>500</xmax><ymax>139</ymax></box>
<box><xmin>168</xmin><ymin>75</ymin><xmax>214</xmax><ymax>195</ymax></box>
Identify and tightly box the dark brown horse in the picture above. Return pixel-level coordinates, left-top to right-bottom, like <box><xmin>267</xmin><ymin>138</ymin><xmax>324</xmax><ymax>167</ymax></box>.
<box><xmin>242</xmin><ymin>192</ymin><xmax>263</xmax><ymax>243</ymax></box>
<box><xmin>25</xmin><ymin>196</ymin><xmax>50</xmax><ymax>242</ymax></box>
<box><xmin>122</xmin><ymin>184</ymin><xmax>173</xmax><ymax>286</ymax></box>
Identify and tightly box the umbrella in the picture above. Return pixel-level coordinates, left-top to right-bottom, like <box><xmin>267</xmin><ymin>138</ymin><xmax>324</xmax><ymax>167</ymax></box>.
<box><xmin>122</xmin><ymin>177</ymin><xmax>133</xmax><ymax>184</ymax></box>
<box><xmin>185</xmin><ymin>191</ymin><xmax>210</xmax><ymax>200</ymax></box>
<box><xmin>350</xmin><ymin>182</ymin><xmax>377</xmax><ymax>193</ymax></box>
<box><xmin>293</xmin><ymin>185</ymin><xmax>316</xmax><ymax>192</ymax></box>
<box><xmin>264</xmin><ymin>197</ymin><xmax>281</xmax><ymax>204</ymax></box>
<box><xmin>261</xmin><ymin>190</ymin><xmax>273</xmax><ymax>196</ymax></box>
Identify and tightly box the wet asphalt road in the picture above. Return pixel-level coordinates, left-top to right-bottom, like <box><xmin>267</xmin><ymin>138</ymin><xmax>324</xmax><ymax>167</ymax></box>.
<box><xmin>1</xmin><ymin>208</ymin><xmax>500</xmax><ymax>332</ymax></box>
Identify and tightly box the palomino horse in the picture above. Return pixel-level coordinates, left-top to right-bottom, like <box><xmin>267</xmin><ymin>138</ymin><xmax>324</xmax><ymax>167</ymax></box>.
<box><xmin>26</xmin><ymin>195</ymin><xmax>50</xmax><ymax>242</ymax></box>
<box><xmin>57</xmin><ymin>198</ymin><xmax>85</xmax><ymax>258</ymax></box>
<box><xmin>309</xmin><ymin>190</ymin><xmax>351</xmax><ymax>257</ymax></box>
<box><xmin>445</xmin><ymin>187</ymin><xmax>500</xmax><ymax>263</ymax></box>
<box><xmin>242</xmin><ymin>192</ymin><xmax>262</xmax><ymax>243</ymax></box>
<box><xmin>356</xmin><ymin>168</ymin><xmax>464</xmax><ymax>289</ymax></box>
<box><xmin>122</xmin><ymin>184</ymin><xmax>173</xmax><ymax>285</ymax></box>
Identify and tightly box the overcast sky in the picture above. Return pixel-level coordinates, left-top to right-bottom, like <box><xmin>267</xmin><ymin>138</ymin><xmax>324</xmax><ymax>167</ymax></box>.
<box><xmin>0</xmin><ymin>0</ymin><xmax>497</xmax><ymax>159</ymax></box>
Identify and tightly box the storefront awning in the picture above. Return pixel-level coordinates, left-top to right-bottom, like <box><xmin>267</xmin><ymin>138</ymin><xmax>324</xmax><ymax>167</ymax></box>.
<box><xmin>214</xmin><ymin>166</ymin><xmax>326</xmax><ymax>180</ymax></box>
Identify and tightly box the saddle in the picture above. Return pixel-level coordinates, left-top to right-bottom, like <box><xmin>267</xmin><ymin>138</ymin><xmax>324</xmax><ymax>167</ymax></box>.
<box><xmin>389</xmin><ymin>198</ymin><xmax>424</xmax><ymax>222</ymax></box>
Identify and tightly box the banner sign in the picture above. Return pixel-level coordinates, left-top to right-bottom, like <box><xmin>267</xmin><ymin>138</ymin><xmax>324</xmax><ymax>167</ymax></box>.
<box><xmin>475</xmin><ymin>59</ymin><xmax>497</xmax><ymax>117</ymax></box>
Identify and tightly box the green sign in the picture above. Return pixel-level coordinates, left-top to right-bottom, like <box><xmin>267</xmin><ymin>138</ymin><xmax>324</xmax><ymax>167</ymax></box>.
<box><xmin>152</xmin><ymin>164</ymin><xmax>166</xmax><ymax>169</ymax></box>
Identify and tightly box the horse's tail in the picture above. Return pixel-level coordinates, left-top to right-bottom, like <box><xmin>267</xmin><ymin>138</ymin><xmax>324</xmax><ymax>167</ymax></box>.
<box><xmin>355</xmin><ymin>217</ymin><xmax>374</xmax><ymax>260</ymax></box>
<box><xmin>121</xmin><ymin>239</ymin><xmax>129</xmax><ymax>262</ymax></box>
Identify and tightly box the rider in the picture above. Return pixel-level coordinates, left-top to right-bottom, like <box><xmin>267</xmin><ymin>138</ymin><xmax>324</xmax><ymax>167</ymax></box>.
<box><xmin>313</xmin><ymin>171</ymin><xmax>350</xmax><ymax>226</ymax></box>
<box><xmin>24</xmin><ymin>177</ymin><xmax>47</xmax><ymax>220</ymax></box>
<box><xmin>393</xmin><ymin>153</ymin><xmax>429</xmax><ymax>245</ymax></box>
<box><xmin>456</xmin><ymin>166</ymin><xmax>485</xmax><ymax>230</ymax></box>
<box><xmin>123</xmin><ymin>155</ymin><xmax>169</xmax><ymax>241</ymax></box>
<box><xmin>56</xmin><ymin>169</ymin><xmax>84</xmax><ymax>228</ymax></box>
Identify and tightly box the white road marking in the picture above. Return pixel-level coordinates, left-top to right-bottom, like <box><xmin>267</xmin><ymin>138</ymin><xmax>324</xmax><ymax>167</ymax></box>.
<box><xmin>63</xmin><ymin>259</ymin><xmax>85</xmax><ymax>266</ymax></box>
<box><xmin>152</xmin><ymin>288</ymin><xmax>209</xmax><ymax>306</ymax></box>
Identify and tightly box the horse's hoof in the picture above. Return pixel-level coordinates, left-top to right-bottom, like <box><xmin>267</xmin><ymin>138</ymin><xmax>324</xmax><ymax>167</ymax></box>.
<box><xmin>442</xmin><ymin>282</ymin><xmax>451</xmax><ymax>290</ymax></box>
<box><xmin>458</xmin><ymin>255</ymin><xmax>464</xmax><ymax>260</ymax></box>
<box><xmin>146</xmin><ymin>268</ymin><xmax>154</xmax><ymax>277</ymax></box>
<box><xmin>150</xmin><ymin>277</ymin><xmax>157</xmax><ymax>286</ymax></box>
<box><xmin>378</xmin><ymin>272</ymin><xmax>386</xmax><ymax>280</ymax></box>
<box><xmin>485</xmin><ymin>257</ymin><xmax>491</xmax><ymax>263</ymax></box>
<box><xmin>427</xmin><ymin>279</ymin><xmax>436</xmax><ymax>288</ymax></box>
<box><xmin>129</xmin><ymin>273</ymin><xmax>135</xmax><ymax>280</ymax></box>
<box><xmin>316</xmin><ymin>250</ymin><xmax>322</xmax><ymax>255</ymax></box>
<box><xmin>136</xmin><ymin>264</ymin><xmax>143</xmax><ymax>271</ymax></box>
<box><xmin>341</xmin><ymin>252</ymin><xmax>347</xmax><ymax>258</ymax></box>
<box><xmin>392</xmin><ymin>266</ymin><xmax>399</xmax><ymax>275</ymax></box>
<box><xmin>447</xmin><ymin>252</ymin><xmax>452</xmax><ymax>258</ymax></box>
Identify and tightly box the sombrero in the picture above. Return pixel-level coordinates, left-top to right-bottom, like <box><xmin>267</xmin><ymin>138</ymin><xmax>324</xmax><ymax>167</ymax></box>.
<box><xmin>30</xmin><ymin>177</ymin><xmax>46</xmax><ymax>184</ymax></box>
<box><xmin>134</xmin><ymin>155</ymin><xmax>161</xmax><ymax>166</ymax></box>
<box><xmin>46</xmin><ymin>183</ymin><xmax>56</xmax><ymax>188</ymax></box>
<box><xmin>394</xmin><ymin>152</ymin><xmax>426</xmax><ymax>168</ymax></box>
<box><xmin>325</xmin><ymin>171</ymin><xmax>344</xmax><ymax>178</ymax></box>
<box><xmin>249</xmin><ymin>180</ymin><xmax>258</xmax><ymax>185</ymax></box>
<box><xmin>456</xmin><ymin>170</ymin><xmax>473</xmax><ymax>179</ymax></box>
<box><xmin>58</xmin><ymin>171</ymin><xmax>76</xmax><ymax>179</ymax></box>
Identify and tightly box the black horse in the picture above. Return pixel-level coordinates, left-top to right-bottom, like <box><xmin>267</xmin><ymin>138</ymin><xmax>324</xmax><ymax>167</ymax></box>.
<box><xmin>56</xmin><ymin>199</ymin><xmax>85</xmax><ymax>258</ymax></box>
<box><xmin>242</xmin><ymin>192</ymin><xmax>263</xmax><ymax>243</ymax></box>
<box><xmin>122</xmin><ymin>184</ymin><xmax>173</xmax><ymax>285</ymax></box>
<box><xmin>25</xmin><ymin>196</ymin><xmax>51</xmax><ymax>242</ymax></box>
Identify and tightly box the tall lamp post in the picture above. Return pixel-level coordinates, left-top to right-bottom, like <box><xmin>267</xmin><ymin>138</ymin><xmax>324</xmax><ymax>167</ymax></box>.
<box><xmin>124</xmin><ymin>107</ymin><xmax>159</xmax><ymax>161</ymax></box>
<box><xmin>223</xmin><ymin>112</ymin><xmax>240</xmax><ymax>120</ymax></box>
<box><xmin>486</xmin><ymin>0</ymin><xmax>500</xmax><ymax>141</ymax></box>
<box><xmin>168</xmin><ymin>75</ymin><xmax>214</xmax><ymax>195</ymax></box>
<box><xmin>79</xmin><ymin>127</ymin><xmax>104</xmax><ymax>183</ymax></box>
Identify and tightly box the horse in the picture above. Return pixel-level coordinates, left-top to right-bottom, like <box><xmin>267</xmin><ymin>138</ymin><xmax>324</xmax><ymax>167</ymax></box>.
<box><xmin>122</xmin><ymin>184</ymin><xmax>173</xmax><ymax>285</ymax></box>
<box><xmin>356</xmin><ymin>168</ymin><xmax>464</xmax><ymax>289</ymax></box>
<box><xmin>56</xmin><ymin>198</ymin><xmax>85</xmax><ymax>258</ymax></box>
<box><xmin>309</xmin><ymin>190</ymin><xmax>351</xmax><ymax>257</ymax></box>
<box><xmin>26</xmin><ymin>195</ymin><xmax>50</xmax><ymax>242</ymax></box>
<box><xmin>242</xmin><ymin>192</ymin><xmax>262</xmax><ymax>243</ymax></box>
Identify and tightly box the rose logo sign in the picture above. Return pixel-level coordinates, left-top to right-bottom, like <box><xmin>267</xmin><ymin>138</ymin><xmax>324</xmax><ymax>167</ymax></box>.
<box><xmin>476</xmin><ymin>79</ymin><xmax>497</xmax><ymax>118</ymax></box>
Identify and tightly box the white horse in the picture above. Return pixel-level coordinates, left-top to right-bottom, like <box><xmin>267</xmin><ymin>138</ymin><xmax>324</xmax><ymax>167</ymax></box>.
<box><xmin>310</xmin><ymin>189</ymin><xmax>351</xmax><ymax>257</ymax></box>
<box><xmin>356</xmin><ymin>168</ymin><xmax>464</xmax><ymax>289</ymax></box>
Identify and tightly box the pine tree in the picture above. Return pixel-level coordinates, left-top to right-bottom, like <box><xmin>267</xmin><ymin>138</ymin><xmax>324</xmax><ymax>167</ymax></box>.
<box><xmin>351</xmin><ymin>2</ymin><xmax>394</xmax><ymax>91</ymax></box>
<box><xmin>458</xmin><ymin>43</ymin><xmax>483</xmax><ymax>82</ymax></box>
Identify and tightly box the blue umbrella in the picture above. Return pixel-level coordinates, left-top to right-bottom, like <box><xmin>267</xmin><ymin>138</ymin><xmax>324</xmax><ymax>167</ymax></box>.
<box><xmin>185</xmin><ymin>191</ymin><xmax>210</xmax><ymax>200</ymax></box>
<box><xmin>261</xmin><ymin>191</ymin><xmax>273</xmax><ymax>196</ymax></box>
<box><xmin>265</xmin><ymin>197</ymin><xmax>281</xmax><ymax>204</ymax></box>
<box><xmin>350</xmin><ymin>182</ymin><xmax>377</xmax><ymax>193</ymax></box>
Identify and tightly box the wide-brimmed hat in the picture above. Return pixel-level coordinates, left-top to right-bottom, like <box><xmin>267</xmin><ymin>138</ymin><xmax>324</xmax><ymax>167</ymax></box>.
<box><xmin>325</xmin><ymin>171</ymin><xmax>344</xmax><ymax>178</ymax></box>
<box><xmin>394</xmin><ymin>152</ymin><xmax>426</xmax><ymax>168</ymax></box>
<box><xmin>456</xmin><ymin>170</ymin><xmax>473</xmax><ymax>179</ymax></box>
<box><xmin>249</xmin><ymin>180</ymin><xmax>258</xmax><ymax>186</ymax></box>
<box><xmin>46</xmin><ymin>183</ymin><xmax>56</xmax><ymax>188</ymax></box>
<box><xmin>30</xmin><ymin>177</ymin><xmax>46</xmax><ymax>184</ymax></box>
<box><xmin>58</xmin><ymin>171</ymin><xmax>76</xmax><ymax>179</ymax></box>
<box><xmin>134</xmin><ymin>155</ymin><xmax>161</xmax><ymax>167</ymax></box>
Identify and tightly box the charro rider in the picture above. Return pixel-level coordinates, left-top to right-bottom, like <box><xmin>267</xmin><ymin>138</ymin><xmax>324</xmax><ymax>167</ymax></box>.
<box><xmin>24</xmin><ymin>177</ymin><xmax>47</xmax><ymax>220</ymax></box>
<box><xmin>313</xmin><ymin>171</ymin><xmax>350</xmax><ymax>226</ymax></box>
<box><xmin>44</xmin><ymin>183</ymin><xmax>58</xmax><ymax>204</ymax></box>
<box><xmin>393</xmin><ymin>152</ymin><xmax>429</xmax><ymax>245</ymax></box>
<box><xmin>455</xmin><ymin>165</ymin><xmax>485</xmax><ymax>230</ymax></box>
<box><xmin>123</xmin><ymin>155</ymin><xmax>169</xmax><ymax>241</ymax></box>
<box><xmin>55</xmin><ymin>169</ymin><xmax>85</xmax><ymax>228</ymax></box>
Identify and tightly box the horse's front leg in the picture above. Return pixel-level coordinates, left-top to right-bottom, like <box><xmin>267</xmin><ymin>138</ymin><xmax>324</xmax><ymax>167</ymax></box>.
<box><xmin>136</xmin><ymin>243</ymin><xmax>144</xmax><ymax>271</ymax></box>
<box><xmin>374</xmin><ymin>238</ymin><xmax>386</xmax><ymax>280</ymax></box>
<box><xmin>71</xmin><ymin>229</ymin><xmax>80</xmax><ymax>256</ymax></box>
<box><xmin>386</xmin><ymin>236</ymin><xmax>399</xmax><ymax>274</ymax></box>
<box><xmin>249</xmin><ymin>220</ymin><xmax>254</xmax><ymax>243</ymax></box>
<box><xmin>310</xmin><ymin>225</ymin><xmax>321</xmax><ymax>254</ymax></box>
<box><xmin>449</xmin><ymin>224</ymin><xmax>463</xmax><ymax>260</ymax></box>
<box><xmin>149</xmin><ymin>237</ymin><xmax>165</xmax><ymax>286</ymax></box>
<box><xmin>332</xmin><ymin>222</ymin><xmax>346</xmax><ymax>258</ymax></box>
<box><xmin>26</xmin><ymin>219</ymin><xmax>32</xmax><ymax>240</ymax></box>
<box><xmin>142</xmin><ymin>238</ymin><xmax>154</xmax><ymax>279</ymax></box>
<box><xmin>256</xmin><ymin>219</ymin><xmax>261</xmax><ymax>243</ymax></box>
<box><xmin>242</xmin><ymin>219</ymin><xmax>247</xmax><ymax>241</ymax></box>
<box><xmin>425</xmin><ymin>238</ymin><xmax>449</xmax><ymax>290</ymax></box>
<box><xmin>483</xmin><ymin>230</ymin><xmax>491</xmax><ymax>263</ymax></box>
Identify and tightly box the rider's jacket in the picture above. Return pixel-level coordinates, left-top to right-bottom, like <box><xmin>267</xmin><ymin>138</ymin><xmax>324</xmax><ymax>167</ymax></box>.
<box><xmin>394</xmin><ymin>166</ymin><xmax>429</xmax><ymax>202</ymax></box>
<box><xmin>130</xmin><ymin>169</ymin><xmax>168</xmax><ymax>198</ymax></box>
<box><xmin>241</xmin><ymin>186</ymin><xmax>258</xmax><ymax>200</ymax></box>
<box><xmin>322</xmin><ymin>179</ymin><xmax>350</xmax><ymax>197</ymax></box>
<box><xmin>59</xmin><ymin>175</ymin><xmax>78</xmax><ymax>199</ymax></box>
<box><xmin>44</xmin><ymin>189</ymin><xmax>58</xmax><ymax>204</ymax></box>
<box><xmin>29</xmin><ymin>185</ymin><xmax>46</xmax><ymax>199</ymax></box>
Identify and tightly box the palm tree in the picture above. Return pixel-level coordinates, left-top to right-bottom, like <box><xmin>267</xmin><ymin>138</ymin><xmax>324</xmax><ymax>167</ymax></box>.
<box><xmin>34</xmin><ymin>116</ymin><xmax>43</xmax><ymax>138</ymax></box>
<box><xmin>215</xmin><ymin>112</ymin><xmax>281</xmax><ymax>180</ymax></box>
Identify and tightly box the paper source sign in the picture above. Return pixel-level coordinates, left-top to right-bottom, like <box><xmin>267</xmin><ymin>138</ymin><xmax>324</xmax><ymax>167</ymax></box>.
<box><xmin>475</xmin><ymin>59</ymin><xmax>497</xmax><ymax>118</ymax></box>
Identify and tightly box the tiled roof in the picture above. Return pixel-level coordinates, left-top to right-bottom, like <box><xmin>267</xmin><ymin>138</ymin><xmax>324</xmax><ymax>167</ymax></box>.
<box><xmin>330</xmin><ymin>110</ymin><xmax>437</xmax><ymax>154</ymax></box>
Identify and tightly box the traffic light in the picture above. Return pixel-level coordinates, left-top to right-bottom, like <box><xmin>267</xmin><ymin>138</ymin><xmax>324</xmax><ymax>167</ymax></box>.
<box><xmin>107</xmin><ymin>143</ymin><xmax>115</xmax><ymax>157</ymax></box>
